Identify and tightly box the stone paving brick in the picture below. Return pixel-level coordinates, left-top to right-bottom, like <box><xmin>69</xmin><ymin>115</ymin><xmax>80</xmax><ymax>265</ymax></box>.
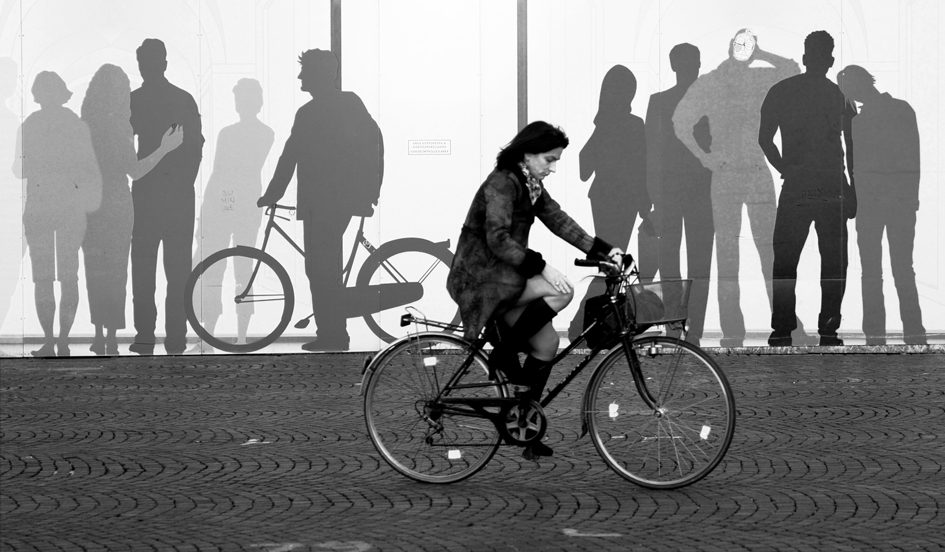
<box><xmin>1</xmin><ymin>351</ymin><xmax>943</xmax><ymax>551</ymax></box>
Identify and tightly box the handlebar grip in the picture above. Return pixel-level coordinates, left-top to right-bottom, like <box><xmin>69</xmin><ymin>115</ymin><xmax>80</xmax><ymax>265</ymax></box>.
<box><xmin>574</xmin><ymin>259</ymin><xmax>600</xmax><ymax>267</ymax></box>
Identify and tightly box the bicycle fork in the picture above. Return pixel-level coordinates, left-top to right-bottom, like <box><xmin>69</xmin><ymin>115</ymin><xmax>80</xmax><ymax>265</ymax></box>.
<box><xmin>578</xmin><ymin>336</ymin><xmax>663</xmax><ymax>439</ymax></box>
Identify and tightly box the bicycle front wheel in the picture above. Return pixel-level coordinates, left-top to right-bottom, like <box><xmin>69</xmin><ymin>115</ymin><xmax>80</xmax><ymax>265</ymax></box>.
<box><xmin>586</xmin><ymin>336</ymin><xmax>735</xmax><ymax>489</ymax></box>
<box><xmin>186</xmin><ymin>246</ymin><xmax>294</xmax><ymax>353</ymax></box>
<box><xmin>364</xmin><ymin>333</ymin><xmax>506</xmax><ymax>483</ymax></box>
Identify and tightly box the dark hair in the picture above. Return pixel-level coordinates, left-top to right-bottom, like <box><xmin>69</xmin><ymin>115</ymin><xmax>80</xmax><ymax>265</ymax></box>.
<box><xmin>136</xmin><ymin>38</ymin><xmax>167</xmax><ymax>62</ymax></box>
<box><xmin>495</xmin><ymin>121</ymin><xmax>569</xmax><ymax>172</ymax></box>
<box><xmin>299</xmin><ymin>49</ymin><xmax>338</xmax><ymax>74</ymax></box>
<box><xmin>804</xmin><ymin>30</ymin><xmax>834</xmax><ymax>58</ymax></box>
<box><xmin>669</xmin><ymin>43</ymin><xmax>699</xmax><ymax>70</ymax></box>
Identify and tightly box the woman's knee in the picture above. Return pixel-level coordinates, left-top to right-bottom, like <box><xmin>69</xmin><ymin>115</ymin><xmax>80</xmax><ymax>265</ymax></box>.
<box><xmin>545</xmin><ymin>288</ymin><xmax>573</xmax><ymax>311</ymax></box>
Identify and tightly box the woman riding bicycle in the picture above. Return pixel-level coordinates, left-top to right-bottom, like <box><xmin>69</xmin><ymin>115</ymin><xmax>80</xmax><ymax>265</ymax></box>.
<box><xmin>447</xmin><ymin>121</ymin><xmax>623</xmax><ymax>459</ymax></box>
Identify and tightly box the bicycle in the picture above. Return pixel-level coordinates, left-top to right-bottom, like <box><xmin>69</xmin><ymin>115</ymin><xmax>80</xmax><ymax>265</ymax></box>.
<box><xmin>361</xmin><ymin>256</ymin><xmax>735</xmax><ymax>488</ymax></box>
<box><xmin>185</xmin><ymin>204</ymin><xmax>461</xmax><ymax>352</ymax></box>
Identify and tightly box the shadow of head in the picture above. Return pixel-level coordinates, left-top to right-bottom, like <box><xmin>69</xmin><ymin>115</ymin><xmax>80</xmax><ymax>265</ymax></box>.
<box><xmin>233</xmin><ymin>78</ymin><xmax>263</xmax><ymax>116</ymax></box>
<box><xmin>32</xmin><ymin>71</ymin><xmax>72</xmax><ymax>108</ymax></box>
<box><xmin>837</xmin><ymin>65</ymin><xmax>875</xmax><ymax>103</ymax></box>
<box><xmin>598</xmin><ymin>65</ymin><xmax>636</xmax><ymax>114</ymax></box>
<box><xmin>802</xmin><ymin>31</ymin><xmax>834</xmax><ymax>76</ymax></box>
<box><xmin>136</xmin><ymin>38</ymin><xmax>167</xmax><ymax>83</ymax></box>
<box><xmin>298</xmin><ymin>49</ymin><xmax>339</xmax><ymax>93</ymax></box>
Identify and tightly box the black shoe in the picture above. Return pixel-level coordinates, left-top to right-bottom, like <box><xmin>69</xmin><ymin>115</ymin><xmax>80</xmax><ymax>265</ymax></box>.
<box><xmin>523</xmin><ymin>440</ymin><xmax>554</xmax><ymax>460</ymax></box>
<box><xmin>819</xmin><ymin>335</ymin><xmax>844</xmax><ymax>347</ymax></box>
<box><xmin>301</xmin><ymin>337</ymin><xmax>349</xmax><ymax>352</ymax></box>
<box><xmin>767</xmin><ymin>333</ymin><xmax>792</xmax><ymax>347</ymax></box>
<box><xmin>128</xmin><ymin>342</ymin><xmax>154</xmax><ymax>356</ymax></box>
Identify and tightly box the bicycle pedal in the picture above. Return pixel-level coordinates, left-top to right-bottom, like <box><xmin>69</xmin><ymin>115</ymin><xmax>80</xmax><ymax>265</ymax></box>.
<box><xmin>511</xmin><ymin>384</ymin><xmax>531</xmax><ymax>397</ymax></box>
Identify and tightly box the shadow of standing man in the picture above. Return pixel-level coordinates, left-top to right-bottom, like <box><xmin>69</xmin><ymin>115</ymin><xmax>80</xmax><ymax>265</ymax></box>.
<box><xmin>257</xmin><ymin>49</ymin><xmax>383</xmax><ymax>352</ymax></box>
<box><xmin>759</xmin><ymin>31</ymin><xmax>857</xmax><ymax>347</ymax></box>
<box><xmin>129</xmin><ymin>38</ymin><xmax>204</xmax><ymax>355</ymax></box>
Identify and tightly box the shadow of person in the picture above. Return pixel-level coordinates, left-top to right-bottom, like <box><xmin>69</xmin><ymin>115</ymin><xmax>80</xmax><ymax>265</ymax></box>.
<box><xmin>81</xmin><ymin>63</ymin><xmax>183</xmax><ymax>356</ymax></box>
<box><xmin>635</xmin><ymin>43</ymin><xmax>714</xmax><ymax>346</ymax></box>
<box><xmin>14</xmin><ymin>71</ymin><xmax>102</xmax><ymax>357</ymax></box>
<box><xmin>567</xmin><ymin>65</ymin><xmax>649</xmax><ymax>341</ymax></box>
<box><xmin>0</xmin><ymin>57</ymin><xmax>22</xmax><ymax>338</ymax></box>
<box><xmin>258</xmin><ymin>49</ymin><xmax>383</xmax><ymax>352</ymax></box>
<box><xmin>759</xmin><ymin>31</ymin><xmax>857</xmax><ymax>347</ymax></box>
<box><xmin>129</xmin><ymin>38</ymin><xmax>204</xmax><ymax>356</ymax></box>
<box><xmin>837</xmin><ymin>65</ymin><xmax>926</xmax><ymax>345</ymax></box>
<box><xmin>673</xmin><ymin>29</ymin><xmax>812</xmax><ymax>347</ymax></box>
<box><xmin>189</xmin><ymin>78</ymin><xmax>274</xmax><ymax>353</ymax></box>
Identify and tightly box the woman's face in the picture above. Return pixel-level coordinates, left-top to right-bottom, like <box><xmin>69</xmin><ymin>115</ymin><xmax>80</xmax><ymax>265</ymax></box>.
<box><xmin>523</xmin><ymin>147</ymin><xmax>563</xmax><ymax>180</ymax></box>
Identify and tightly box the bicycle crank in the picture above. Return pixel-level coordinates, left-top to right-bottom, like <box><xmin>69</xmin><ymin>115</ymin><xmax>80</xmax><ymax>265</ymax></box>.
<box><xmin>498</xmin><ymin>400</ymin><xmax>547</xmax><ymax>446</ymax></box>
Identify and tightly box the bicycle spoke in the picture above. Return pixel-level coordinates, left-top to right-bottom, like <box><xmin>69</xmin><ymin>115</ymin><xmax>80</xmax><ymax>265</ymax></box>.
<box><xmin>365</xmin><ymin>334</ymin><xmax>504</xmax><ymax>483</ymax></box>
<box><xmin>417</xmin><ymin>258</ymin><xmax>443</xmax><ymax>285</ymax></box>
<box><xmin>589</xmin><ymin>337</ymin><xmax>734</xmax><ymax>489</ymax></box>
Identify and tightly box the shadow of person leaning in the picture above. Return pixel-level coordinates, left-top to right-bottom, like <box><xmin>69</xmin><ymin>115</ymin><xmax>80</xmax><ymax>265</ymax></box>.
<box><xmin>81</xmin><ymin>63</ymin><xmax>183</xmax><ymax>356</ymax></box>
<box><xmin>837</xmin><ymin>65</ymin><xmax>926</xmax><ymax>345</ymax></box>
<box><xmin>13</xmin><ymin>71</ymin><xmax>102</xmax><ymax>357</ymax></box>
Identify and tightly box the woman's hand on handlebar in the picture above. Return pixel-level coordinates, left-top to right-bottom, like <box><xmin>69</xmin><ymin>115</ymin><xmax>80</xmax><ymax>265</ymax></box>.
<box><xmin>541</xmin><ymin>264</ymin><xmax>574</xmax><ymax>295</ymax></box>
<box><xmin>607</xmin><ymin>247</ymin><xmax>625</xmax><ymax>266</ymax></box>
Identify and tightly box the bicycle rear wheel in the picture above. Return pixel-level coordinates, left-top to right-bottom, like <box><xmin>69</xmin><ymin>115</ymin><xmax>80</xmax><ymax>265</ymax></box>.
<box><xmin>364</xmin><ymin>333</ymin><xmax>506</xmax><ymax>483</ymax></box>
<box><xmin>586</xmin><ymin>336</ymin><xmax>735</xmax><ymax>489</ymax></box>
<box><xmin>356</xmin><ymin>239</ymin><xmax>460</xmax><ymax>343</ymax></box>
<box><xmin>186</xmin><ymin>246</ymin><xmax>294</xmax><ymax>353</ymax></box>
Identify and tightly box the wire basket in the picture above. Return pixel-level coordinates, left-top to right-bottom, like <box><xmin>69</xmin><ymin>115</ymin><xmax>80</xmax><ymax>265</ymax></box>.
<box><xmin>628</xmin><ymin>279</ymin><xmax>692</xmax><ymax>325</ymax></box>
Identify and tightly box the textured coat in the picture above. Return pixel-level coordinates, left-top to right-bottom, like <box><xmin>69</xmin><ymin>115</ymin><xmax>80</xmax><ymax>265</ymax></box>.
<box><xmin>447</xmin><ymin>168</ymin><xmax>598</xmax><ymax>340</ymax></box>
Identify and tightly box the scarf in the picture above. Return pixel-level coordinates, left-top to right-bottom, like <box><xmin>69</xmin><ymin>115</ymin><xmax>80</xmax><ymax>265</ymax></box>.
<box><xmin>518</xmin><ymin>162</ymin><xmax>543</xmax><ymax>205</ymax></box>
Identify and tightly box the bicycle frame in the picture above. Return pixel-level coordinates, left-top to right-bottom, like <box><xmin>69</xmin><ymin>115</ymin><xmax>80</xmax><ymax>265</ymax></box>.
<box><xmin>249</xmin><ymin>205</ymin><xmax>447</xmax><ymax>312</ymax></box>
<box><xmin>386</xmin><ymin>274</ymin><xmax>666</xmax><ymax>434</ymax></box>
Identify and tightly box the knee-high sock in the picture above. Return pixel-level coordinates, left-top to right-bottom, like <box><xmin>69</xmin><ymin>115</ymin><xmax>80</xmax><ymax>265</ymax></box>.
<box><xmin>505</xmin><ymin>299</ymin><xmax>557</xmax><ymax>349</ymax></box>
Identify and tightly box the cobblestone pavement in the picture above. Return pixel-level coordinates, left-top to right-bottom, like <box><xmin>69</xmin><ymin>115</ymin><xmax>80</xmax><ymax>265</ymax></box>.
<box><xmin>1</xmin><ymin>349</ymin><xmax>943</xmax><ymax>551</ymax></box>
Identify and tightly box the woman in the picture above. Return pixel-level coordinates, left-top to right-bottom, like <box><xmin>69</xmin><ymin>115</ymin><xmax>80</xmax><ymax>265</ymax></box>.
<box><xmin>447</xmin><ymin>121</ymin><xmax>622</xmax><ymax>458</ymax></box>
<box><xmin>81</xmin><ymin>64</ymin><xmax>182</xmax><ymax>355</ymax></box>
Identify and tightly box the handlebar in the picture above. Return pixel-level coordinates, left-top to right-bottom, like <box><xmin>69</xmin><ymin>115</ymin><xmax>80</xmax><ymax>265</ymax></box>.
<box><xmin>575</xmin><ymin>254</ymin><xmax>636</xmax><ymax>277</ymax></box>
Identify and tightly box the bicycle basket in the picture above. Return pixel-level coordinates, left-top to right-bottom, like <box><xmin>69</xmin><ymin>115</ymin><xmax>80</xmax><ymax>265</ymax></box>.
<box><xmin>628</xmin><ymin>279</ymin><xmax>692</xmax><ymax>325</ymax></box>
